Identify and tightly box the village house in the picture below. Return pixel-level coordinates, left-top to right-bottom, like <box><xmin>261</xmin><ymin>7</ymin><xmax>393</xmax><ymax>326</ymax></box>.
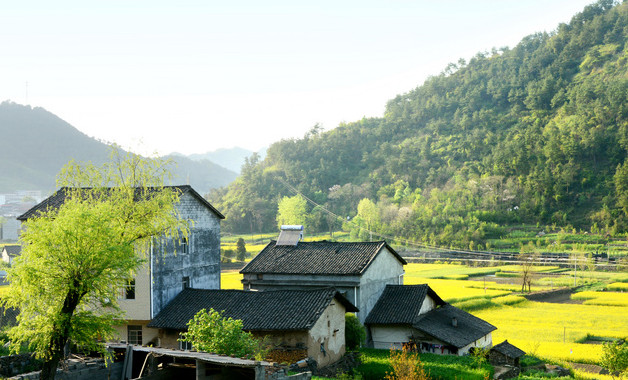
<box><xmin>18</xmin><ymin>185</ymin><xmax>224</xmax><ymax>345</ymax></box>
<box><xmin>1</xmin><ymin>245</ymin><xmax>20</xmax><ymax>266</ymax></box>
<box><xmin>365</xmin><ymin>285</ymin><xmax>496</xmax><ymax>355</ymax></box>
<box><xmin>147</xmin><ymin>287</ymin><xmax>358</xmax><ymax>368</ymax></box>
<box><xmin>240</xmin><ymin>237</ymin><xmax>406</xmax><ymax>323</ymax></box>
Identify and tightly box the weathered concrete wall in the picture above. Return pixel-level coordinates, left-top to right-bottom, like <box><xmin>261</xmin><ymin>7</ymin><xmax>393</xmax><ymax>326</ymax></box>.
<box><xmin>243</xmin><ymin>274</ymin><xmax>361</xmax><ymax>320</ymax></box>
<box><xmin>458</xmin><ymin>333</ymin><xmax>492</xmax><ymax>356</ymax></box>
<box><xmin>152</xmin><ymin>192</ymin><xmax>221</xmax><ymax>316</ymax></box>
<box><xmin>370</xmin><ymin>326</ymin><xmax>413</xmax><ymax>350</ymax></box>
<box><xmin>307</xmin><ymin>300</ymin><xmax>346</xmax><ymax>367</ymax></box>
<box><xmin>359</xmin><ymin>248</ymin><xmax>404</xmax><ymax>323</ymax></box>
<box><xmin>370</xmin><ymin>326</ymin><xmax>491</xmax><ymax>355</ymax></box>
<box><xmin>419</xmin><ymin>295</ymin><xmax>436</xmax><ymax>314</ymax></box>
<box><xmin>156</xmin><ymin>328</ymin><xmax>184</xmax><ymax>349</ymax></box>
<box><xmin>9</xmin><ymin>358</ymin><xmax>123</xmax><ymax>380</ymax></box>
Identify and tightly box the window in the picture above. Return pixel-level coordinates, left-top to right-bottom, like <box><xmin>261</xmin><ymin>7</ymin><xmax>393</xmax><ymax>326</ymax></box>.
<box><xmin>125</xmin><ymin>279</ymin><xmax>136</xmax><ymax>300</ymax></box>
<box><xmin>128</xmin><ymin>325</ymin><xmax>142</xmax><ymax>345</ymax></box>
<box><xmin>179</xmin><ymin>334</ymin><xmax>193</xmax><ymax>351</ymax></box>
<box><xmin>119</xmin><ymin>279</ymin><xmax>135</xmax><ymax>300</ymax></box>
<box><xmin>181</xmin><ymin>237</ymin><xmax>189</xmax><ymax>254</ymax></box>
<box><xmin>182</xmin><ymin>276</ymin><xmax>190</xmax><ymax>290</ymax></box>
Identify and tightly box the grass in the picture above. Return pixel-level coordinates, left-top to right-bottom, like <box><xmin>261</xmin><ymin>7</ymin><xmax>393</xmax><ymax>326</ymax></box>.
<box><xmin>354</xmin><ymin>349</ymin><xmax>492</xmax><ymax>380</ymax></box>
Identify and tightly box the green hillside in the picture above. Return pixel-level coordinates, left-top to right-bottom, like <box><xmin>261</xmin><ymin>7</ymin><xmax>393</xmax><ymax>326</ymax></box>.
<box><xmin>210</xmin><ymin>0</ymin><xmax>628</xmax><ymax>249</ymax></box>
<box><xmin>0</xmin><ymin>102</ymin><xmax>237</xmax><ymax>194</ymax></box>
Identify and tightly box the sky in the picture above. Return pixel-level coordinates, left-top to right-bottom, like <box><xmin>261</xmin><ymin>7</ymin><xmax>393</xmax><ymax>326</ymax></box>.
<box><xmin>0</xmin><ymin>0</ymin><xmax>596</xmax><ymax>156</ymax></box>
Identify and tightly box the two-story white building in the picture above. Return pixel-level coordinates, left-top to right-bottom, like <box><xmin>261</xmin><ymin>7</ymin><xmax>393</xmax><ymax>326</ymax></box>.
<box><xmin>18</xmin><ymin>185</ymin><xmax>224</xmax><ymax>346</ymax></box>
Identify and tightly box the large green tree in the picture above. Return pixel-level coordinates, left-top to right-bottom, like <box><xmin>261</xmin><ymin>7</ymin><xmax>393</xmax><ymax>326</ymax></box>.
<box><xmin>2</xmin><ymin>151</ymin><xmax>187</xmax><ymax>380</ymax></box>
<box><xmin>276</xmin><ymin>195</ymin><xmax>308</xmax><ymax>230</ymax></box>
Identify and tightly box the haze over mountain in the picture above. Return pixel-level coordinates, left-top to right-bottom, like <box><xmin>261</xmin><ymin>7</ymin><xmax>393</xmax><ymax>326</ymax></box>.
<box><xmin>177</xmin><ymin>147</ymin><xmax>267</xmax><ymax>174</ymax></box>
<box><xmin>211</xmin><ymin>0</ymin><xmax>628</xmax><ymax>249</ymax></box>
<box><xmin>0</xmin><ymin>102</ymin><xmax>237</xmax><ymax>195</ymax></box>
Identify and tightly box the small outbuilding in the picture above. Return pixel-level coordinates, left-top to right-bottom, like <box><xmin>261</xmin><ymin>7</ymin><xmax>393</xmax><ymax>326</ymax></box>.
<box><xmin>148</xmin><ymin>288</ymin><xmax>358</xmax><ymax>368</ymax></box>
<box><xmin>489</xmin><ymin>340</ymin><xmax>525</xmax><ymax>367</ymax></box>
<box><xmin>365</xmin><ymin>285</ymin><xmax>496</xmax><ymax>355</ymax></box>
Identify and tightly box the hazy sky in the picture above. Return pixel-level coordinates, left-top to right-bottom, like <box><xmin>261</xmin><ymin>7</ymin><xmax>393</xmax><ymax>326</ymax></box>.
<box><xmin>1</xmin><ymin>1</ymin><xmax>595</xmax><ymax>156</ymax></box>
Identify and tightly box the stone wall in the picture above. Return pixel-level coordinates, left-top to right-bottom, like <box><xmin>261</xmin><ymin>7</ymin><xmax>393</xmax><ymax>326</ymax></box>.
<box><xmin>8</xmin><ymin>358</ymin><xmax>123</xmax><ymax>380</ymax></box>
<box><xmin>0</xmin><ymin>353</ymin><xmax>41</xmax><ymax>378</ymax></box>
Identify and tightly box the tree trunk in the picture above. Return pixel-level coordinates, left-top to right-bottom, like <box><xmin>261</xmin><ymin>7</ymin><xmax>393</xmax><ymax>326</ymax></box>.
<box><xmin>40</xmin><ymin>285</ymin><xmax>82</xmax><ymax>380</ymax></box>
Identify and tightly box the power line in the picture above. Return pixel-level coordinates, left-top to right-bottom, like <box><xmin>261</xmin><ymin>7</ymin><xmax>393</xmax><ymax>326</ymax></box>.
<box><xmin>275</xmin><ymin>176</ymin><xmax>503</xmax><ymax>257</ymax></box>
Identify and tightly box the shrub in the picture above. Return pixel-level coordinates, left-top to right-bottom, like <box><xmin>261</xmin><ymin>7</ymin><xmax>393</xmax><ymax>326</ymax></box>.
<box><xmin>600</xmin><ymin>339</ymin><xmax>628</xmax><ymax>378</ymax></box>
<box><xmin>384</xmin><ymin>346</ymin><xmax>430</xmax><ymax>380</ymax></box>
<box><xmin>346</xmin><ymin>313</ymin><xmax>366</xmax><ymax>350</ymax></box>
<box><xmin>181</xmin><ymin>308</ymin><xmax>266</xmax><ymax>359</ymax></box>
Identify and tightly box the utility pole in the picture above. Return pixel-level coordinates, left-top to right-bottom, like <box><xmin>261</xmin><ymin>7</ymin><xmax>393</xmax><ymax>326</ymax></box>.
<box><xmin>574</xmin><ymin>254</ymin><xmax>577</xmax><ymax>287</ymax></box>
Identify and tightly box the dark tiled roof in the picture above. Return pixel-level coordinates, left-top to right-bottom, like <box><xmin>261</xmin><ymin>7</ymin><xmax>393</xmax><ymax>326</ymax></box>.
<box><xmin>491</xmin><ymin>340</ymin><xmax>525</xmax><ymax>358</ymax></box>
<box><xmin>412</xmin><ymin>305</ymin><xmax>497</xmax><ymax>348</ymax></box>
<box><xmin>2</xmin><ymin>245</ymin><xmax>21</xmax><ymax>257</ymax></box>
<box><xmin>365</xmin><ymin>285</ymin><xmax>445</xmax><ymax>325</ymax></box>
<box><xmin>148</xmin><ymin>288</ymin><xmax>358</xmax><ymax>331</ymax></box>
<box><xmin>240</xmin><ymin>241</ymin><xmax>406</xmax><ymax>276</ymax></box>
<box><xmin>17</xmin><ymin>185</ymin><xmax>224</xmax><ymax>221</ymax></box>
<box><xmin>0</xmin><ymin>306</ymin><xmax>18</xmax><ymax>328</ymax></box>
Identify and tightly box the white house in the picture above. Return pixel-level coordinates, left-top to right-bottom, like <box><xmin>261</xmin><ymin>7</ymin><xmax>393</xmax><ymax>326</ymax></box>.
<box><xmin>365</xmin><ymin>285</ymin><xmax>496</xmax><ymax>355</ymax></box>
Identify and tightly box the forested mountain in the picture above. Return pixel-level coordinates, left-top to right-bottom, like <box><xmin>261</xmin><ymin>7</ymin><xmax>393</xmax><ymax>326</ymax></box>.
<box><xmin>0</xmin><ymin>102</ymin><xmax>237</xmax><ymax>194</ymax></box>
<box><xmin>210</xmin><ymin>0</ymin><xmax>628</xmax><ymax>249</ymax></box>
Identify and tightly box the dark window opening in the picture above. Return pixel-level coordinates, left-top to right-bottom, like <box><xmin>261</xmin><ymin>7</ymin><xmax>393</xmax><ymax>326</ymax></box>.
<box><xmin>128</xmin><ymin>325</ymin><xmax>142</xmax><ymax>345</ymax></box>
<box><xmin>181</xmin><ymin>237</ymin><xmax>189</xmax><ymax>254</ymax></box>
<box><xmin>125</xmin><ymin>279</ymin><xmax>136</xmax><ymax>299</ymax></box>
<box><xmin>182</xmin><ymin>276</ymin><xmax>190</xmax><ymax>290</ymax></box>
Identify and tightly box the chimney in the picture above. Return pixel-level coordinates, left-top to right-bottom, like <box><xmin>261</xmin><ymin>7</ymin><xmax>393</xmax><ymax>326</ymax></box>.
<box><xmin>451</xmin><ymin>317</ymin><xmax>457</xmax><ymax>327</ymax></box>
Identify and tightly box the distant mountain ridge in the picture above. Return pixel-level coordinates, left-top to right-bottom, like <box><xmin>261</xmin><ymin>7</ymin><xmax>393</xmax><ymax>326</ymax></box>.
<box><xmin>175</xmin><ymin>147</ymin><xmax>266</xmax><ymax>174</ymax></box>
<box><xmin>0</xmin><ymin>102</ymin><xmax>237</xmax><ymax>194</ymax></box>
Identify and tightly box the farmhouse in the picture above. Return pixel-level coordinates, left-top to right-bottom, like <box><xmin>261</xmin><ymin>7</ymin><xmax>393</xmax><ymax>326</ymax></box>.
<box><xmin>240</xmin><ymin>239</ymin><xmax>406</xmax><ymax>323</ymax></box>
<box><xmin>18</xmin><ymin>185</ymin><xmax>224</xmax><ymax>345</ymax></box>
<box><xmin>1</xmin><ymin>245</ymin><xmax>20</xmax><ymax>265</ymax></box>
<box><xmin>365</xmin><ymin>285</ymin><xmax>496</xmax><ymax>355</ymax></box>
<box><xmin>148</xmin><ymin>288</ymin><xmax>357</xmax><ymax>368</ymax></box>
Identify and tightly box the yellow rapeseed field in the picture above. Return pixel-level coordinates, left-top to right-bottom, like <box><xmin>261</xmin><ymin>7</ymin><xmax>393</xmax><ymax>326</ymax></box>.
<box><xmin>571</xmin><ymin>290</ymin><xmax>628</xmax><ymax>307</ymax></box>
<box><xmin>221</xmin><ymin>270</ymin><xmax>244</xmax><ymax>289</ymax></box>
<box><xmin>474</xmin><ymin>300</ymin><xmax>628</xmax><ymax>363</ymax></box>
<box><xmin>404</xmin><ymin>277</ymin><xmax>510</xmax><ymax>302</ymax></box>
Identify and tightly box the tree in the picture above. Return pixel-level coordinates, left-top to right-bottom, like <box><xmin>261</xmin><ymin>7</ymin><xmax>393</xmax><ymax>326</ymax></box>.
<box><xmin>600</xmin><ymin>339</ymin><xmax>628</xmax><ymax>379</ymax></box>
<box><xmin>236</xmin><ymin>238</ymin><xmax>247</xmax><ymax>262</ymax></box>
<box><xmin>2</xmin><ymin>150</ymin><xmax>187</xmax><ymax>380</ymax></box>
<box><xmin>345</xmin><ymin>313</ymin><xmax>366</xmax><ymax>350</ymax></box>
<box><xmin>276</xmin><ymin>195</ymin><xmax>308</xmax><ymax>230</ymax></box>
<box><xmin>357</xmin><ymin>198</ymin><xmax>380</xmax><ymax>240</ymax></box>
<box><xmin>181</xmin><ymin>308</ymin><xmax>265</xmax><ymax>359</ymax></box>
<box><xmin>518</xmin><ymin>244</ymin><xmax>538</xmax><ymax>293</ymax></box>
